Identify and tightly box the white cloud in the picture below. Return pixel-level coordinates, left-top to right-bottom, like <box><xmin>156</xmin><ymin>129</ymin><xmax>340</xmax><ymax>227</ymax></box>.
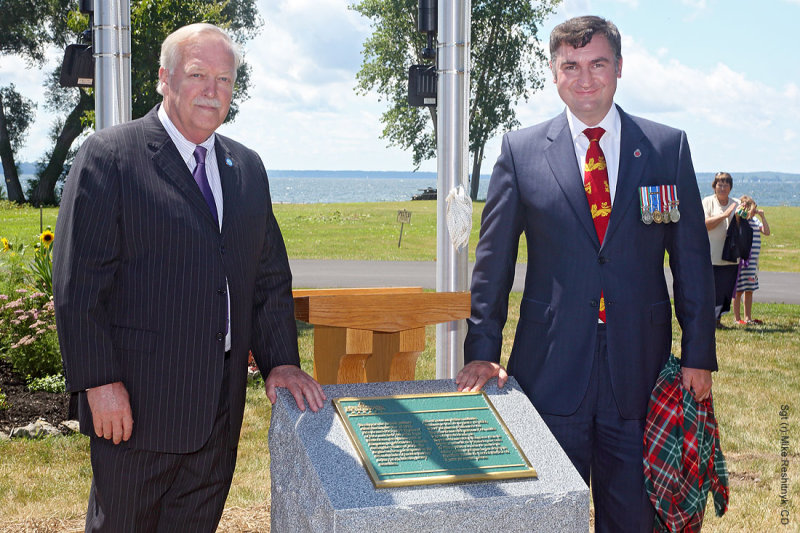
<box><xmin>3</xmin><ymin>0</ymin><xmax>799</xmax><ymax>174</ymax></box>
<box><xmin>612</xmin><ymin>37</ymin><xmax>797</xmax><ymax>171</ymax></box>
<box><xmin>477</xmin><ymin>32</ymin><xmax>799</xmax><ymax>174</ymax></box>
<box><xmin>0</xmin><ymin>53</ymin><xmax>61</xmax><ymax>161</ymax></box>
<box><xmin>214</xmin><ymin>0</ymin><xmax>427</xmax><ymax>170</ymax></box>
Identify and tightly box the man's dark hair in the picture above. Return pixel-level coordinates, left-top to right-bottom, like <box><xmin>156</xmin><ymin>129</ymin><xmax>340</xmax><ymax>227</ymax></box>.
<box><xmin>550</xmin><ymin>16</ymin><xmax>622</xmax><ymax>68</ymax></box>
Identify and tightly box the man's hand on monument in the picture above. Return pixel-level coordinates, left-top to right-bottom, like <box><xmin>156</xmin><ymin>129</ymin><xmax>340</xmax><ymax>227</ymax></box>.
<box><xmin>265</xmin><ymin>365</ymin><xmax>326</xmax><ymax>412</ymax></box>
<box><xmin>86</xmin><ymin>381</ymin><xmax>134</xmax><ymax>444</ymax></box>
<box><xmin>681</xmin><ymin>367</ymin><xmax>712</xmax><ymax>402</ymax></box>
<box><xmin>456</xmin><ymin>361</ymin><xmax>508</xmax><ymax>392</ymax></box>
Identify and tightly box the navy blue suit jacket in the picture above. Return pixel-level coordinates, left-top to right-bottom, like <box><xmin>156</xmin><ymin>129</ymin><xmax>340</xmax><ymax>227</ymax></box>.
<box><xmin>464</xmin><ymin>106</ymin><xmax>717</xmax><ymax>420</ymax></box>
<box><xmin>54</xmin><ymin>107</ymin><xmax>299</xmax><ymax>452</ymax></box>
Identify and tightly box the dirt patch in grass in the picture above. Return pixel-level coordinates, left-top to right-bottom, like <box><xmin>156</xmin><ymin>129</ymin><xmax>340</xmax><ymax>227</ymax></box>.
<box><xmin>0</xmin><ymin>358</ymin><xmax>71</xmax><ymax>432</ymax></box>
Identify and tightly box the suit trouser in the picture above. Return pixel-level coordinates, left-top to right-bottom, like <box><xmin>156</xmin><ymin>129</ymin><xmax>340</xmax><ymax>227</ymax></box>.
<box><xmin>85</xmin><ymin>354</ymin><xmax>237</xmax><ymax>533</ymax></box>
<box><xmin>539</xmin><ymin>325</ymin><xmax>655</xmax><ymax>533</ymax></box>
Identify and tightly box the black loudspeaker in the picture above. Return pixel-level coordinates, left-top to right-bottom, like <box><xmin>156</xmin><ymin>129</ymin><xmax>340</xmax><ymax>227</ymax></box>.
<box><xmin>59</xmin><ymin>44</ymin><xmax>94</xmax><ymax>88</ymax></box>
<box><xmin>418</xmin><ymin>0</ymin><xmax>437</xmax><ymax>33</ymax></box>
<box><xmin>408</xmin><ymin>64</ymin><xmax>437</xmax><ymax>107</ymax></box>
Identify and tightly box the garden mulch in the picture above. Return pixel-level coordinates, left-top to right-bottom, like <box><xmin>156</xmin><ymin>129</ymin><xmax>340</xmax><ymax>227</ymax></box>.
<box><xmin>0</xmin><ymin>358</ymin><xmax>71</xmax><ymax>432</ymax></box>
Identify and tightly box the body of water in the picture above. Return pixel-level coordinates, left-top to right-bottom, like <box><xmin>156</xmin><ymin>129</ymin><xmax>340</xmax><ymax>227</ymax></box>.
<box><xmin>10</xmin><ymin>173</ymin><xmax>800</xmax><ymax>206</ymax></box>
<box><xmin>268</xmin><ymin>176</ymin><xmax>487</xmax><ymax>203</ymax></box>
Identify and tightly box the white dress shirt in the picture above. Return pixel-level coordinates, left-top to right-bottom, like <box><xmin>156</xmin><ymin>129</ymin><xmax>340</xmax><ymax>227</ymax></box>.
<box><xmin>158</xmin><ymin>105</ymin><xmax>231</xmax><ymax>351</ymax></box>
<box><xmin>566</xmin><ymin>105</ymin><xmax>621</xmax><ymax>203</ymax></box>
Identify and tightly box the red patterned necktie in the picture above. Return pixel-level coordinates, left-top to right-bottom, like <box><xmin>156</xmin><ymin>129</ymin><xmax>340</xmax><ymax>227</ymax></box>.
<box><xmin>583</xmin><ymin>127</ymin><xmax>612</xmax><ymax>322</ymax></box>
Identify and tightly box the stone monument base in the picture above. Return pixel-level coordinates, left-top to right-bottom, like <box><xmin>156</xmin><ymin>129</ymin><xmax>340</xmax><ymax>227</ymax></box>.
<box><xmin>269</xmin><ymin>378</ymin><xmax>588</xmax><ymax>532</ymax></box>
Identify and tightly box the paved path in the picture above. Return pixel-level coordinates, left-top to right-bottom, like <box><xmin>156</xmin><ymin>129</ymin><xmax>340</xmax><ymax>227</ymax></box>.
<box><xmin>290</xmin><ymin>259</ymin><xmax>800</xmax><ymax>305</ymax></box>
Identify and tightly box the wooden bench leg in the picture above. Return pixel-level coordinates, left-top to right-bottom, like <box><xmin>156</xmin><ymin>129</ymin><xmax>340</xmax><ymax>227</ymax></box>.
<box><xmin>367</xmin><ymin>327</ymin><xmax>425</xmax><ymax>382</ymax></box>
<box><xmin>312</xmin><ymin>325</ymin><xmax>373</xmax><ymax>385</ymax></box>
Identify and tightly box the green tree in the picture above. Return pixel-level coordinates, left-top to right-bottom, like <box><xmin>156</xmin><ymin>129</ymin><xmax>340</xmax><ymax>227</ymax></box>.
<box><xmin>0</xmin><ymin>0</ymin><xmax>72</xmax><ymax>202</ymax></box>
<box><xmin>351</xmin><ymin>0</ymin><xmax>560</xmax><ymax>200</ymax></box>
<box><xmin>0</xmin><ymin>85</ymin><xmax>36</xmax><ymax>202</ymax></box>
<box><xmin>128</xmin><ymin>0</ymin><xmax>259</xmax><ymax>122</ymax></box>
<box><xmin>0</xmin><ymin>0</ymin><xmax>72</xmax><ymax>62</ymax></box>
<box><xmin>27</xmin><ymin>0</ymin><xmax>263</xmax><ymax>205</ymax></box>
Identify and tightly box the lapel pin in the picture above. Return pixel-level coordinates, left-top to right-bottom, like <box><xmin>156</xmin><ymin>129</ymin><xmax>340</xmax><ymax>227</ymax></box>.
<box><xmin>225</xmin><ymin>157</ymin><xmax>233</xmax><ymax>167</ymax></box>
<box><xmin>634</xmin><ymin>149</ymin><xmax>642</xmax><ymax>158</ymax></box>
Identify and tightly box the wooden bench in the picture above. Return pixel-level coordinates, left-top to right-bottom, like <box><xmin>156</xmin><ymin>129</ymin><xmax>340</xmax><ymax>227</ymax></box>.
<box><xmin>292</xmin><ymin>287</ymin><xmax>470</xmax><ymax>384</ymax></box>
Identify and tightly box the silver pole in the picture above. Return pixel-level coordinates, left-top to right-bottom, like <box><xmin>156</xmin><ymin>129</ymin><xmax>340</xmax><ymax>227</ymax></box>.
<box><xmin>94</xmin><ymin>0</ymin><xmax>131</xmax><ymax>130</ymax></box>
<box><xmin>435</xmin><ymin>0</ymin><xmax>470</xmax><ymax>379</ymax></box>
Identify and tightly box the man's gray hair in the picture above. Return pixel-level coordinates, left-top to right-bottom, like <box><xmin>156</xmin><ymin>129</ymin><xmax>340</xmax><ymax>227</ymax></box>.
<box><xmin>156</xmin><ymin>23</ymin><xmax>243</xmax><ymax>95</ymax></box>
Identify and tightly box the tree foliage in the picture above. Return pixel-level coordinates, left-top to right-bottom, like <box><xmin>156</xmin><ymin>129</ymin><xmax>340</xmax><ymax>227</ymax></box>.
<box><xmin>0</xmin><ymin>0</ymin><xmax>73</xmax><ymax>64</ymax></box>
<box><xmin>0</xmin><ymin>86</ymin><xmax>36</xmax><ymax>152</ymax></box>
<box><xmin>0</xmin><ymin>85</ymin><xmax>36</xmax><ymax>202</ymax></box>
<box><xmin>352</xmin><ymin>0</ymin><xmax>435</xmax><ymax>168</ymax></box>
<box><xmin>0</xmin><ymin>0</ymin><xmax>73</xmax><ymax>202</ymax></box>
<box><xmin>129</xmin><ymin>0</ymin><xmax>261</xmax><ymax>122</ymax></box>
<box><xmin>22</xmin><ymin>0</ymin><xmax>263</xmax><ymax>205</ymax></box>
<box><xmin>351</xmin><ymin>0</ymin><xmax>560</xmax><ymax>199</ymax></box>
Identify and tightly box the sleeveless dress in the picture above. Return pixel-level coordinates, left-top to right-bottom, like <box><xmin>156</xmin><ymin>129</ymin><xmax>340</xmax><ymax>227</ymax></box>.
<box><xmin>735</xmin><ymin>217</ymin><xmax>763</xmax><ymax>293</ymax></box>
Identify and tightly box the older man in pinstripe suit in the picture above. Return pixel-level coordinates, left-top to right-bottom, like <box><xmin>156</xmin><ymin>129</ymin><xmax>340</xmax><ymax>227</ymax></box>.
<box><xmin>53</xmin><ymin>23</ymin><xmax>324</xmax><ymax>532</ymax></box>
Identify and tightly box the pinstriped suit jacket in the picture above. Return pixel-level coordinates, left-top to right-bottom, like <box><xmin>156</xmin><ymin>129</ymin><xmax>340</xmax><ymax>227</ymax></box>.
<box><xmin>54</xmin><ymin>106</ymin><xmax>299</xmax><ymax>453</ymax></box>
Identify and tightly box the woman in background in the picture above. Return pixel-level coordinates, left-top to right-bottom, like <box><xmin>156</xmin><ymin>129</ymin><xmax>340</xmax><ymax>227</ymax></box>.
<box><xmin>702</xmin><ymin>172</ymin><xmax>739</xmax><ymax>328</ymax></box>
<box><xmin>733</xmin><ymin>195</ymin><xmax>771</xmax><ymax>324</ymax></box>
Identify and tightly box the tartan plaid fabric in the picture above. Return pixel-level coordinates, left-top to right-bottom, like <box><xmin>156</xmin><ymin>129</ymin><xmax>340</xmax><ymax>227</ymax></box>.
<box><xmin>643</xmin><ymin>354</ymin><xmax>729</xmax><ymax>532</ymax></box>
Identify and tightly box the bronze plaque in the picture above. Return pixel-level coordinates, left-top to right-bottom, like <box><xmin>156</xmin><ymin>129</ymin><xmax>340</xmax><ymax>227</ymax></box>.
<box><xmin>333</xmin><ymin>391</ymin><xmax>537</xmax><ymax>488</ymax></box>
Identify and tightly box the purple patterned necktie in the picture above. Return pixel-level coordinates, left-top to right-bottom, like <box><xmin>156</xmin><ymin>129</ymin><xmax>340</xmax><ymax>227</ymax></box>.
<box><xmin>193</xmin><ymin>146</ymin><xmax>227</xmax><ymax>335</ymax></box>
<box><xmin>192</xmin><ymin>146</ymin><xmax>219</xmax><ymax>224</ymax></box>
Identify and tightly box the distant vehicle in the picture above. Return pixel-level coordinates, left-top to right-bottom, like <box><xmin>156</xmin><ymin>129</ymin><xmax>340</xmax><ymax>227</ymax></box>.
<box><xmin>412</xmin><ymin>187</ymin><xmax>437</xmax><ymax>200</ymax></box>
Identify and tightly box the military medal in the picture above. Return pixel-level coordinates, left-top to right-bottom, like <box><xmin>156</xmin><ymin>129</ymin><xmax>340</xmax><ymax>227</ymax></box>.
<box><xmin>652</xmin><ymin>209</ymin><xmax>663</xmax><ymax>223</ymax></box>
<box><xmin>668</xmin><ymin>184</ymin><xmax>680</xmax><ymax>222</ymax></box>
<box><xmin>660</xmin><ymin>185</ymin><xmax>671</xmax><ymax>223</ymax></box>
<box><xmin>648</xmin><ymin>186</ymin><xmax>663</xmax><ymax>224</ymax></box>
<box><xmin>639</xmin><ymin>187</ymin><xmax>653</xmax><ymax>224</ymax></box>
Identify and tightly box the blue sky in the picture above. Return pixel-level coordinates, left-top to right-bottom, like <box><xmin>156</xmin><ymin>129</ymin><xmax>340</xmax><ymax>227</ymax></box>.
<box><xmin>2</xmin><ymin>0</ymin><xmax>798</xmax><ymax>174</ymax></box>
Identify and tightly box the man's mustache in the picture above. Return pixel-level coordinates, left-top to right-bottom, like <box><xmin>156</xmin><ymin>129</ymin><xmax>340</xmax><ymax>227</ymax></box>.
<box><xmin>193</xmin><ymin>97</ymin><xmax>222</xmax><ymax>108</ymax></box>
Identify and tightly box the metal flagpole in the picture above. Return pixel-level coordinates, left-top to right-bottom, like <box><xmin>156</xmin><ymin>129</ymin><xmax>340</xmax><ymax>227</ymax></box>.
<box><xmin>435</xmin><ymin>0</ymin><xmax>470</xmax><ymax>379</ymax></box>
<box><xmin>94</xmin><ymin>0</ymin><xmax>131</xmax><ymax>130</ymax></box>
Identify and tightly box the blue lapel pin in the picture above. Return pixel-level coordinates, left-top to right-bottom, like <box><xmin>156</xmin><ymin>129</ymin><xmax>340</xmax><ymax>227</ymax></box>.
<box><xmin>225</xmin><ymin>157</ymin><xmax>233</xmax><ymax>167</ymax></box>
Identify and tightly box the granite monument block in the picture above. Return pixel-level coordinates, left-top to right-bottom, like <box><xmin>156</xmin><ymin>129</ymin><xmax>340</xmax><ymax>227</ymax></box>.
<box><xmin>269</xmin><ymin>378</ymin><xmax>588</xmax><ymax>532</ymax></box>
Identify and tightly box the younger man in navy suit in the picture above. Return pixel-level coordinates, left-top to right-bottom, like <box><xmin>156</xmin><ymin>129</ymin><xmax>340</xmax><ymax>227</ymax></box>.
<box><xmin>457</xmin><ymin>16</ymin><xmax>717</xmax><ymax>532</ymax></box>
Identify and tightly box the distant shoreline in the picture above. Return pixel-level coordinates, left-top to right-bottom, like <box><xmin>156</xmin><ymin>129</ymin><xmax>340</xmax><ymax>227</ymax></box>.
<box><xmin>4</xmin><ymin>164</ymin><xmax>800</xmax><ymax>182</ymax></box>
<box><xmin>5</xmin><ymin>170</ymin><xmax>800</xmax><ymax>206</ymax></box>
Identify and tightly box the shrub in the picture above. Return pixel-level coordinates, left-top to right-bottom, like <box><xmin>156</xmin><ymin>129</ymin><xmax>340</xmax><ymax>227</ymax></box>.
<box><xmin>0</xmin><ymin>387</ymin><xmax>8</xmax><ymax>411</ymax></box>
<box><xmin>0</xmin><ymin>289</ymin><xmax>61</xmax><ymax>379</ymax></box>
<box><xmin>0</xmin><ymin>237</ymin><xmax>29</xmax><ymax>290</ymax></box>
<box><xmin>27</xmin><ymin>373</ymin><xmax>67</xmax><ymax>394</ymax></box>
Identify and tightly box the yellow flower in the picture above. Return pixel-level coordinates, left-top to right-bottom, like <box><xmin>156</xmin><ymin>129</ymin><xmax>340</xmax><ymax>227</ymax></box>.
<box><xmin>1</xmin><ymin>238</ymin><xmax>9</xmax><ymax>252</ymax></box>
<box><xmin>40</xmin><ymin>230</ymin><xmax>55</xmax><ymax>247</ymax></box>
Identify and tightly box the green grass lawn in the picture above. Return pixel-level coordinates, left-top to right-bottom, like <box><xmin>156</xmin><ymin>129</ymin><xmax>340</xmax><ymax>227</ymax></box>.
<box><xmin>4</xmin><ymin>201</ymin><xmax>797</xmax><ymax>271</ymax></box>
<box><xmin>1</xmin><ymin>200</ymin><xmax>799</xmax><ymax>530</ymax></box>
<box><xmin>2</xmin><ymin>301</ymin><xmax>798</xmax><ymax>531</ymax></box>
